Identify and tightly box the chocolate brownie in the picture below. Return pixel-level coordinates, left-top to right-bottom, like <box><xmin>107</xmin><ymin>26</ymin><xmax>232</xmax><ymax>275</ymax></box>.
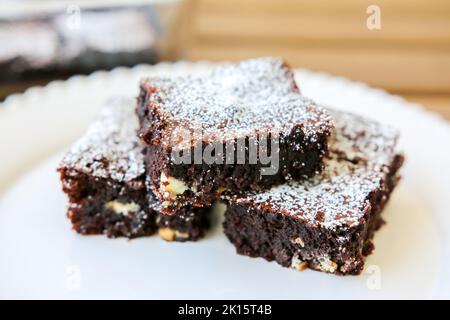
<box><xmin>1</xmin><ymin>9</ymin><xmax>159</xmax><ymax>87</ymax></box>
<box><xmin>58</xmin><ymin>97</ymin><xmax>209</xmax><ymax>241</ymax></box>
<box><xmin>0</xmin><ymin>21</ymin><xmax>59</xmax><ymax>82</ymax></box>
<box><xmin>136</xmin><ymin>58</ymin><xmax>334</xmax><ymax>209</ymax></box>
<box><xmin>222</xmin><ymin>110</ymin><xmax>404</xmax><ymax>275</ymax></box>
<box><xmin>52</xmin><ymin>9</ymin><xmax>159</xmax><ymax>72</ymax></box>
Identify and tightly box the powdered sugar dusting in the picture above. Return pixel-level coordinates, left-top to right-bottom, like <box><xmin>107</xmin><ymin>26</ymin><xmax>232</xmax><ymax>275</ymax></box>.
<box><xmin>59</xmin><ymin>97</ymin><xmax>145</xmax><ymax>182</ymax></box>
<box><xmin>234</xmin><ymin>109</ymin><xmax>400</xmax><ymax>229</ymax></box>
<box><xmin>53</xmin><ymin>10</ymin><xmax>156</xmax><ymax>55</ymax></box>
<box><xmin>141</xmin><ymin>58</ymin><xmax>333</xmax><ymax>145</ymax></box>
<box><xmin>0</xmin><ymin>22</ymin><xmax>58</xmax><ymax>66</ymax></box>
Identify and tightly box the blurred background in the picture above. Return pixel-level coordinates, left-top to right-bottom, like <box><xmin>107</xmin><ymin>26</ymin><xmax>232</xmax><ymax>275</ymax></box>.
<box><xmin>1</xmin><ymin>0</ymin><xmax>449</xmax><ymax>119</ymax></box>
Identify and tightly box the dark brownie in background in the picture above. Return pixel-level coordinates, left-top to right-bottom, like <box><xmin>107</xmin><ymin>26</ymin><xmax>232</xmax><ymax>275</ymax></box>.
<box><xmin>137</xmin><ymin>57</ymin><xmax>334</xmax><ymax>210</ymax></box>
<box><xmin>58</xmin><ymin>97</ymin><xmax>210</xmax><ymax>241</ymax></box>
<box><xmin>52</xmin><ymin>9</ymin><xmax>159</xmax><ymax>73</ymax></box>
<box><xmin>222</xmin><ymin>109</ymin><xmax>404</xmax><ymax>275</ymax></box>
<box><xmin>0</xmin><ymin>6</ymin><xmax>161</xmax><ymax>99</ymax></box>
<box><xmin>0</xmin><ymin>21</ymin><xmax>60</xmax><ymax>83</ymax></box>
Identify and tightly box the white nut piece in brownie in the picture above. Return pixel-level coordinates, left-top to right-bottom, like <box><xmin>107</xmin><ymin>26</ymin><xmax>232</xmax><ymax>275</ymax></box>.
<box><xmin>104</xmin><ymin>200</ymin><xmax>141</xmax><ymax>216</ymax></box>
<box><xmin>160</xmin><ymin>173</ymin><xmax>192</xmax><ymax>200</ymax></box>
<box><xmin>158</xmin><ymin>227</ymin><xmax>190</xmax><ymax>241</ymax></box>
<box><xmin>315</xmin><ymin>256</ymin><xmax>338</xmax><ymax>273</ymax></box>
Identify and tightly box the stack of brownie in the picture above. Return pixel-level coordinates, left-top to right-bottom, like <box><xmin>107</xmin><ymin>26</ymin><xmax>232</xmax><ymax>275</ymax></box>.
<box><xmin>58</xmin><ymin>58</ymin><xmax>403</xmax><ymax>275</ymax></box>
<box><xmin>58</xmin><ymin>97</ymin><xmax>209</xmax><ymax>241</ymax></box>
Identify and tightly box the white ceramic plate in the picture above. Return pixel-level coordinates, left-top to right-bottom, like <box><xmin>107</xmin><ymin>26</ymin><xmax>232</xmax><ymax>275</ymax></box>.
<box><xmin>0</xmin><ymin>62</ymin><xmax>449</xmax><ymax>299</ymax></box>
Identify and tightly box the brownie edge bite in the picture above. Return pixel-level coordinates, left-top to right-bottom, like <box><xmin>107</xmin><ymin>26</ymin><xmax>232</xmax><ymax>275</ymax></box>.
<box><xmin>222</xmin><ymin>109</ymin><xmax>404</xmax><ymax>275</ymax></box>
<box><xmin>136</xmin><ymin>57</ymin><xmax>334</xmax><ymax>209</ymax></box>
<box><xmin>58</xmin><ymin>97</ymin><xmax>210</xmax><ymax>241</ymax></box>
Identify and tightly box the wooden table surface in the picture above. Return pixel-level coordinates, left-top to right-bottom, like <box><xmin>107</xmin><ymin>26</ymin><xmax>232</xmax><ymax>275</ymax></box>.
<box><xmin>180</xmin><ymin>0</ymin><xmax>450</xmax><ymax>121</ymax></box>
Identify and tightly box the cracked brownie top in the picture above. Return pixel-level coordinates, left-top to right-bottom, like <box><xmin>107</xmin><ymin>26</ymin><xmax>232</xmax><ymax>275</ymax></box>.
<box><xmin>59</xmin><ymin>97</ymin><xmax>145</xmax><ymax>183</ymax></box>
<box><xmin>139</xmin><ymin>57</ymin><xmax>334</xmax><ymax>149</ymax></box>
<box><xmin>226</xmin><ymin>109</ymin><xmax>402</xmax><ymax>230</ymax></box>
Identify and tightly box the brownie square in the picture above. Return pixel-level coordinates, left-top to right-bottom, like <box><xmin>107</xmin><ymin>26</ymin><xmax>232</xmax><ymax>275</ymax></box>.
<box><xmin>58</xmin><ymin>97</ymin><xmax>209</xmax><ymax>241</ymax></box>
<box><xmin>222</xmin><ymin>109</ymin><xmax>404</xmax><ymax>275</ymax></box>
<box><xmin>0</xmin><ymin>21</ymin><xmax>59</xmax><ymax>82</ymax></box>
<box><xmin>52</xmin><ymin>9</ymin><xmax>159</xmax><ymax>73</ymax></box>
<box><xmin>136</xmin><ymin>57</ymin><xmax>334</xmax><ymax>209</ymax></box>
